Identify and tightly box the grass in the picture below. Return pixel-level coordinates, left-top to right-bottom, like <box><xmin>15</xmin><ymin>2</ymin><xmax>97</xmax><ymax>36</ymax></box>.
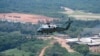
<box><xmin>2</xmin><ymin>48</ymin><xmax>31</xmax><ymax>56</ymax></box>
<box><xmin>2</xmin><ymin>38</ymin><xmax>53</xmax><ymax>56</ymax></box>
<box><xmin>69</xmin><ymin>52</ymin><xmax>83</xmax><ymax>56</ymax></box>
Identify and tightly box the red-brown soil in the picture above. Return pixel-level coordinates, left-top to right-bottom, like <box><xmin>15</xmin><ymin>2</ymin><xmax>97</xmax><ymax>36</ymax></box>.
<box><xmin>0</xmin><ymin>13</ymin><xmax>54</xmax><ymax>24</ymax></box>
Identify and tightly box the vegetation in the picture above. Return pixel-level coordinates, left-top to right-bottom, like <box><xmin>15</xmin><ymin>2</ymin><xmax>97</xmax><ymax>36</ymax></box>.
<box><xmin>0</xmin><ymin>0</ymin><xmax>100</xmax><ymax>56</ymax></box>
<box><xmin>0</xmin><ymin>21</ymin><xmax>38</xmax><ymax>35</ymax></box>
<box><xmin>44</xmin><ymin>42</ymin><xmax>82</xmax><ymax>56</ymax></box>
<box><xmin>0</xmin><ymin>19</ymin><xmax>99</xmax><ymax>56</ymax></box>
<box><xmin>0</xmin><ymin>19</ymin><xmax>100</xmax><ymax>37</ymax></box>
<box><xmin>0</xmin><ymin>0</ymin><xmax>100</xmax><ymax>18</ymax></box>
<box><xmin>1</xmin><ymin>49</ymin><xmax>31</xmax><ymax>56</ymax></box>
<box><xmin>1</xmin><ymin>37</ymin><xmax>50</xmax><ymax>56</ymax></box>
<box><xmin>0</xmin><ymin>31</ymin><xmax>28</xmax><ymax>52</ymax></box>
<box><xmin>70</xmin><ymin>44</ymin><xmax>100</xmax><ymax>56</ymax></box>
<box><xmin>71</xmin><ymin>44</ymin><xmax>89</xmax><ymax>56</ymax></box>
<box><xmin>65</xmin><ymin>20</ymin><xmax>100</xmax><ymax>37</ymax></box>
<box><xmin>89</xmin><ymin>53</ymin><xmax>100</xmax><ymax>56</ymax></box>
<box><xmin>0</xmin><ymin>21</ymin><xmax>50</xmax><ymax>56</ymax></box>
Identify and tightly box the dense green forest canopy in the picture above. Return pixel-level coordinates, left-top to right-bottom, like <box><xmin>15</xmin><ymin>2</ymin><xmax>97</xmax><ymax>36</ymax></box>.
<box><xmin>0</xmin><ymin>19</ymin><xmax>100</xmax><ymax>37</ymax></box>
<box><xmin>0</xmin><ymin>0</ymin><xmax>100</xmax><ymax>17</ymax></box>
<box><xmin>0</xmin><ymin>31</ymin><xmax>27</xmax><ymax>52</ymax></box>
<box><xmin>0</xmin><ymin>0</ymin><xmax>100</xmax><ymax>56</ymax></box>
<box><xmin>0</xmin><ymin>31</ymin><xmax>50</xmax><ymax>56</ymax></box>
<box><xmin>0</xmin><ymin>21</ymin><xmax>38</xmax><ymax>35</ymax></box>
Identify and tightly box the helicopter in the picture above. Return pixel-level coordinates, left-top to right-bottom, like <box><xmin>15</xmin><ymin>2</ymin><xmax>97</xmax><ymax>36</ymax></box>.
<box><xmin>37</xmin><ymin>18</ymin><xmax>73</xmax><ymax>34</ymax></box>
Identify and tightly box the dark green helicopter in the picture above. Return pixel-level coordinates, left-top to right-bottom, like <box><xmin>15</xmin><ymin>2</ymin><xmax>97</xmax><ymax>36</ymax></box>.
<box><xmin>37</xmin><ymin>18</ymin><xmax>73</xmax><ymax>34</ymax></box>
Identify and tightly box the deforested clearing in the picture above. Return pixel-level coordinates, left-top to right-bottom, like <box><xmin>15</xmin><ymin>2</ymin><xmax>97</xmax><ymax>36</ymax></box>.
<box><xmin>0</xmin><ymin>13</ymin><xmax>54</xmax><ymax>24</ymax></box>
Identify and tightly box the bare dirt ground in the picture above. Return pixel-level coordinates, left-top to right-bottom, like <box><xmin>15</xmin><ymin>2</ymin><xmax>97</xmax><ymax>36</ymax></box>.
<box><xmin>39</xmin><ymin>46</ymin><xmax>49</xmax><ymax>56</ymax></box>
<box><xmin>62</xmin><ymin>7</ymin><xmax>100</xmax><ymax>20</ymax></box>
<box><xmin>39</xmin><ymin>39</ymin><xmax>55</xmax><ymax>56</ymax></box>
<box><xmin>53</xmin><ymin>37</ymin><xmax>75</xmax><ymax>52</ymax></box>
<box><xmin>0</xmin><ymin>13</ymin><xmax>54</xmax><ymax>24</ymax></box>
<box><xmin>69</xmin><ymin>15</ymin><xmax>100</xmax><ymax>20</ymax></box>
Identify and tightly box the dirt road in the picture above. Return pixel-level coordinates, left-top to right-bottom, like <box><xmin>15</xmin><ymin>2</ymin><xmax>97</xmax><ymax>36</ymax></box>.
<box><xmin>39</xmin><ymin>46</ymin><xmax>49</xmax><ymax>56</ymax></box>
<box><xmin>39</xmin><ymin>39</ymin><xmax>55</xmax><ymax>56</ymax></box>
<box><xmin>39</xmin><ymin>36</ymin><xmax>75</xmax><ymax>56</ymax></box>
<box><xmin>53</xmin><ymin>37</ymin><xmax>75</xmax><ymax>52</ymax></box>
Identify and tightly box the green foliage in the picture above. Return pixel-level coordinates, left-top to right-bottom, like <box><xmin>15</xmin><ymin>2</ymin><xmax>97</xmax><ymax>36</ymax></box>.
<box><xmin>2</xmin><ymin>38</ymin><xmax>50</xmax><ymax>56</ymax></box>
<box><xmin>45</xmin><ymin>42</ymin><xmax>82</xmax><ymax>56</ymax></box>
<box><xmin>65</xmin><ymin>20</ymin><xmax>100</xmax><ymax>37</ymax></box>
<box><xmin>0</xmin><ymin>0</ymin><xmax>100</xmax><ymax>19</ymax></box>
<box><xmin>0</xmin><ymin>53</ymin><xmax>7</xmax><ymax>56</ymax></box>
<box><xmin>89</xmin><ymin>53</ymin><xmax>100</xmax><ymax>56</ymax></box>
<box><xmin>2</xmin><ymin>49</ymin><xmax>31</xmax><ymax>56</ymax></box>
<box><xmin>0</xmin><ymin>31</ymin><xmax>27</xmax><ymax>52</ymax></box>
<box><xmin>0</xmin><ymin>19</ymin><xmax>100</xmax><ymax>38</ymax></box>
<box><xmin>19</xmin><ymin>39</ymin><xmax>47</xmax><ymax>53</ymax></box>
<box><xmin>53</xmin><ymin>19</ymin><xmax>100</xmax><ymax>37</ymax></box>
<box><xmin>0</xmin><ymin>21</ymin><xmax>38</xmax><ymax>35</ymax></box>
<box><xmin>72</xmin><ymin>44</ymin><xmax>89</xmax><ymax>56</ymax></box>
<box><xmin>45</xmin><ymin>42</ymin><xmax>68</xmax><ymax>56</ymax></box>
<box><xmin>0</xmin><ymin>19</ymin><xmax>99</xmax><ymax>56</ymax></box>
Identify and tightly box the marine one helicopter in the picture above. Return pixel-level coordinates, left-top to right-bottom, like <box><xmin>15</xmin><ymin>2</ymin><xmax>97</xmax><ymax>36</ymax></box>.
<box><xmin>37</xmin><ymin>18</ymin><xmax>73</xmax><ymax>34</ymax></box>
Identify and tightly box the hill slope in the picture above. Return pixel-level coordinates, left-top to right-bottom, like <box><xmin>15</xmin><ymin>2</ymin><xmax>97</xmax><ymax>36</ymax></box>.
<box><xmin>0</xmin><ymin>0</ymin><xmax>100</xmax><ymax>15</ymax></box>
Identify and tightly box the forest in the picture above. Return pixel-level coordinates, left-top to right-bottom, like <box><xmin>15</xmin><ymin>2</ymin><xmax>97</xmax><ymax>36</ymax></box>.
<box><xmin>0</xmin><ymin>19</ymin><xmax>100</xmax><ymax>37</ymax></box>
<box><xmin>0</xmin><ymin>0</ymin><xmax>100</xmax><ymax>56</ymax></box>
<box><xmin>0</xmin><ymin>19</ymin><xmax>100</xmax><ymax>56</ymax></box>
<box><xmin>0</xmin><ymin>0</ymin><xmax>100</xmax><ymax>18</ymax></box>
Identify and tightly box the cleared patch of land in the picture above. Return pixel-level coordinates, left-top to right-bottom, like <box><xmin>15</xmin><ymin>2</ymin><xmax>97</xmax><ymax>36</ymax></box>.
<box><xmin>61</xmin><ymin>7</ymin><xmax>100</xmax><ymax>20</ymax></box>
<box><xmin>0</xmin><ymin>13</ymin><xmax>54</xmax><ymax>24</ymax></box>
<box><xmin>53</xmin><ymin>36</ymin><xmax>75</xmax><ymax>52</ymax></box>
<box><xmin>39</xmin><ymin>46</ymin><xmax>49</xmax><ymax>56</ymax></box>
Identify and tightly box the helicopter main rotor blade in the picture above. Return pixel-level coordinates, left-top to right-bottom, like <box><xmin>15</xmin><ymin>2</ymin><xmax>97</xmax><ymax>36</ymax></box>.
<box><xmin>45</xmin><ymin>19</ymin><xmax>51</xmax><ymax>28</ymax></box>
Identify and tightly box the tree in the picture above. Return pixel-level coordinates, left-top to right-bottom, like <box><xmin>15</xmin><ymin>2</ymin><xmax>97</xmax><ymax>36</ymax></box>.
<box><xmin>73</xmin><ymin>44</ymin><xmax>89</xmax><ymax>56</ymax></box>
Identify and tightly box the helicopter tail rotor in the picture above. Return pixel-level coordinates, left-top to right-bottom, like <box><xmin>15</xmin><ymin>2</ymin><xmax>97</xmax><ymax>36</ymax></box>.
<box><xmin>65</xmin><ymin>18</ymin><xmax>73</xmax><ymax>24</ymax></box>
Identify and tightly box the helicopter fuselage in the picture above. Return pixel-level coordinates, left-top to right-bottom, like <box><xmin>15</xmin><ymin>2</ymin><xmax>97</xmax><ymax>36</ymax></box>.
<box><xmin>37</xmin><ymin>26</ymin><xmax>67</xmax><ymax>34</ymax></box>
<box><xmin>37</xmin><ymin>18</ymin><xmax>72</xmax><ymax>34</ymax></box>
